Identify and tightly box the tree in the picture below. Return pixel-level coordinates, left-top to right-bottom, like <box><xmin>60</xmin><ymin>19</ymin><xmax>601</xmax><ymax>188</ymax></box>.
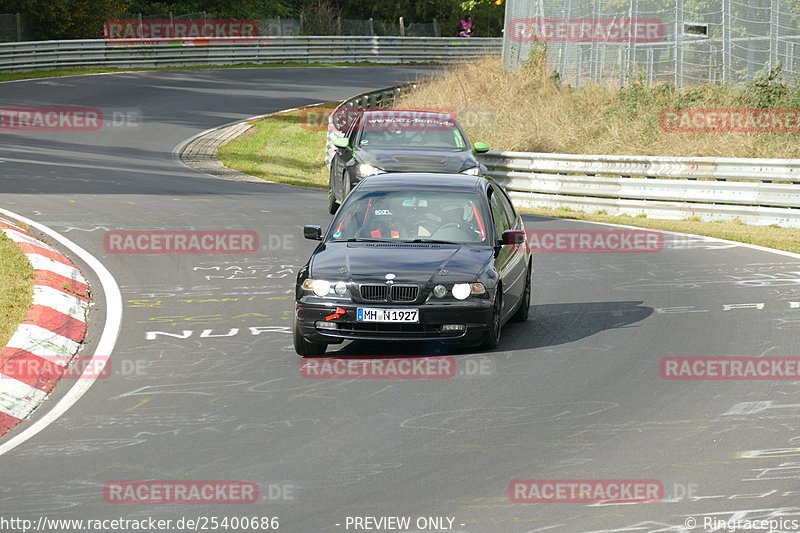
<box><xmin>0</xmin><ymin>0</ymin><xmax>129</xmax><ymax>39</ymax></box>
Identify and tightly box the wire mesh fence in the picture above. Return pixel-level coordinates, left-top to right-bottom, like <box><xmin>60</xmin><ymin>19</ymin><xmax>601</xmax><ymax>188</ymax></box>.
<box><xmin>0</xmin><ymin>13</ymin><xmax>23</xmax><ymax>42</ymax></box>
<box><xmin>502</xmin><ymin>0</ymin><xmax>800</xmax><ymax>86</ymax></box>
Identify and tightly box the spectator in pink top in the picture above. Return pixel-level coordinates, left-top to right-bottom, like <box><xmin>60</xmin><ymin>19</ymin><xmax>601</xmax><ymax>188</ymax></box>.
<box><xmin>458</xmin><ymin>14</ymin><xmax>472</xmax><ymax>37</ymax></box>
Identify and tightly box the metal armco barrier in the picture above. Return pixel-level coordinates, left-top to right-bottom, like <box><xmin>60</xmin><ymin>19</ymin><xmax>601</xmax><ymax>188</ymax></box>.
<box><xmin>0</xmin><ymin>36</ymin><xmax>501</xmax><ymax>72</ymax></box>
<box><xmin>480</xmin><ymin>151</ymin><xmax>800</xmax><ymax>228</ymax></box>
<box><xmin>324</xmin><ymin>83</ymin><xmax>417</xmax><ymax>168</ymax></box>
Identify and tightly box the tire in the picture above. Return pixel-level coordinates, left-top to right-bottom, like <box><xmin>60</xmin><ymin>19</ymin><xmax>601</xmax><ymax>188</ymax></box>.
<box><xmin>342</xmin><ymin>171</ymin><xmax>351</xmax><ymax>200</ymax></box>
<box><xmin>481</xmin><ymin>289</ymin><xmax>502</xmax><ymax>350</ymax></box>
<box><xmin>294</xmin><ymin>321</ymin><xmax>327</xmax><ymax>356</ymax></box>
<box><xmin>327</xmin><ymin>164</ymin><xmax>339</xmax><ymax>214</ymax></box>
<box><xmin>510</xmin><ymin>263</ymin><xmax>531</xmax><ymax>322</ymax></box>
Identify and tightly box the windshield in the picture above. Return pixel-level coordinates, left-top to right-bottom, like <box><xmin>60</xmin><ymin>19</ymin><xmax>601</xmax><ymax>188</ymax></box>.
<box><xmin>328</xmin><ymin>190</ymin><xmax>488</xmax><ymax>244</ymax></box>
<box><xmin>358</xmin><ymin>112</ymin><xmax>467</xmax><ymax>151</ymax></box>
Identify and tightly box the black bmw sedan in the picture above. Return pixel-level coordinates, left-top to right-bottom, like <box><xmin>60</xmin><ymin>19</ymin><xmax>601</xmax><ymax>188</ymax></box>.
<box><xmin>326</xmin><ymin>109</ymin><xmax>490</xmax><ymax>213</ymax></box>
<box><xmin>294</xmin><ymin>173</ymin><xmax>532</xmax><ymax>356</ymax></box>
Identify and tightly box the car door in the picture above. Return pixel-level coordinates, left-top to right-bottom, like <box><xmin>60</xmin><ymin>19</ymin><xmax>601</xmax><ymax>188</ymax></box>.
<box><xmin>340</xmin><ymin>116</ymin><xmax>363</xmax><ymax>199</ymax></box>
<box><xmin>332</xmin><ymin>115</ymin><xmax>361</xmax><ymax>201</ymax></box>
<box><xmin>488</xmin><ymin>185</ymin><xmax>526</xmax><ymax>319</ymax></box>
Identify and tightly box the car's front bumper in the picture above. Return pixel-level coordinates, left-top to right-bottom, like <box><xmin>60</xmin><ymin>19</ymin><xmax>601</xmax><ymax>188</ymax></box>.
<box><xmin>295</xmin><ymin>298</ymin><xmax>493</xmax><ymax>344</ymax></box>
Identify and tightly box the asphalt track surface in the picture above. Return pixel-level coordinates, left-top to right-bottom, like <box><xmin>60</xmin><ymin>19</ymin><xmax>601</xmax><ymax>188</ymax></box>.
<box><xmin>1</xmin><ymin>67</ymin><xmax>800</xmax><ymax>533</ymax></box>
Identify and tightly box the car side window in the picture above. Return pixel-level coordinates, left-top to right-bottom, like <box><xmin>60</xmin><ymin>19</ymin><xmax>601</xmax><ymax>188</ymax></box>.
<box><xmin>347</xmin><ymin>115</ymin><xmax>361</xmax><ymax>146</ymax></box>
<box><xmin>489</xmin><ymin>187</ymin><xmax>511</xmax><ymax>239</ymax></box>
<box><xmin>496</xmin><ymin>187</ymin><xmax>518</xmax><ymax>229</ymax></box>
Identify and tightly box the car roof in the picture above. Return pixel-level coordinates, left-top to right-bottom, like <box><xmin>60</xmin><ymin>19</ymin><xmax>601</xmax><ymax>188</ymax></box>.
<box><xmin>356</xmin><ymin>173</ymin><xmax>488</xmax><ymax>193</ymax></box>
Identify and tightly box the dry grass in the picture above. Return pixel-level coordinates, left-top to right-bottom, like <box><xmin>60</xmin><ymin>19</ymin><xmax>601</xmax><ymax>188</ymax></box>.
<box><xmin>399</xmin><ymin>55</ymin><xmax>800</xmax><ymax>158</ymax></box>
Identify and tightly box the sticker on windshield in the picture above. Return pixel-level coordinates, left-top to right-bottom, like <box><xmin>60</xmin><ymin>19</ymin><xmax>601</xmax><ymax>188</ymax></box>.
<box><xmin>374</xmin><ymin>210</ymin><xmax>392</xmax><ymax>216</ymax></box>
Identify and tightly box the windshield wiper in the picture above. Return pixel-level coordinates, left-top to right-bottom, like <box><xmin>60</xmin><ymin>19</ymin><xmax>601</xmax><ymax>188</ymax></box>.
<box><xmin>342</xmin><ymin>238</ymin><xmax>397</xmax><ymax>243</ymax></box>
<box><xmin>409</xmin><ymin>239</ymin><xmax>461</xmax><ymax>245</ymax></box>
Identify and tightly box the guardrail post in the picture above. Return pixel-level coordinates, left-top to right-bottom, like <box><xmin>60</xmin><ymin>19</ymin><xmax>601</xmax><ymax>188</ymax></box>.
<box><xmin>770</xmin><ymin>0</ymin><xmax>779</xmax><ymax>71</ymax></box>
<box><xmin>675</xmin><ymin>0</ymin><xmax>684</xmax><ymax>86</ymax></box>
<box><xmin>722</xmin><ymin>0</ymin><xmax>730</xmax><ymax>83</ymax></box>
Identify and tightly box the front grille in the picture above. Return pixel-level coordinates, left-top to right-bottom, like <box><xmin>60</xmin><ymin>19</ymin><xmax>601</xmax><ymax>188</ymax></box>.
<box><xmin>391</xmin><ymin>284</ymin><xmax>419</xmax><ymax>302</ymax></box>
<box><xmin>360</xmin><ymin>284</ymin><xmax>388</xmax><ymax>301</ymax></box>
<box><xmin>358</xmin><ymin>283</ymin><xmax>420</xmax><ymax>303</ymax></box>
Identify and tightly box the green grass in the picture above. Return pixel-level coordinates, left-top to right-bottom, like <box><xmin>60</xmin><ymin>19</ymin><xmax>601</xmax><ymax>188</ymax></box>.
<box><xmin>0</xmin><ymin>62</ymin><xmax>406</xmax><ymax>83</ymax></box>
<box><xmin>219</xmin><ymin>108</ymin><xmax>800</xmax><ymax>255</ymax></box>
<box><xmin>0</xmin><ymin>230</ymin><xmax>34</xmax><ymax>347</ymax></box>
<box><xmin>217</xmin><ymin>107</ymin><xmax>331</xmax><ymax>188</ymax></box>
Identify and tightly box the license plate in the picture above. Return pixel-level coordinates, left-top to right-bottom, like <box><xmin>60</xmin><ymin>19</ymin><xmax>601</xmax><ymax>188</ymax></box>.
<box><xmin>357</xmin><ymin>308</ymin><xmax>419</xmax><ymax>323</ymax></box>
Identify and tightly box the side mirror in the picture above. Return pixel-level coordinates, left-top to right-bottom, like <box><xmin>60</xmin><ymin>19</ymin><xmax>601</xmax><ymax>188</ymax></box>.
<box><xmin>500</xmin><ymin>229</ymin><xmax>525</xmax><ymax>246</ymax></box>
<box><xmin>473</xmin><ymin>141</ymin><xmax>490</xmax><ymax>153</ymax></box>
<box><xmin>303</xmin><ymin>225</ymin><xmax>322</xmax><ymax>241</ymax></box>
<box><xmin>333</xmin><ymin>137</ymin><xmax>349</xmax><ymax>149</ymax></box>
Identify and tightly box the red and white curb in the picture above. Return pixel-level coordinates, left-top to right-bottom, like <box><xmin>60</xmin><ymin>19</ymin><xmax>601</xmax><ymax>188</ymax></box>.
<box><xmin>0</xmin><ymin>217</ymin><xmax>90</xmax><ymax>438</ymax></box>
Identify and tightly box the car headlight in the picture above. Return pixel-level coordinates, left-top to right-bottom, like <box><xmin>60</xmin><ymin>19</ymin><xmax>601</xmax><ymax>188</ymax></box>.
<box><xmin>452</xmin><ymin>283</ymin><xmax>471</xmax><ymax>300</ymax></box>
<box><xmin>461</xmin><ymin>167</ymin><xmax>480</xmax><ymax>175</ymax></box>
<box><xmin>356</xmin><ymin>163</ymin><xmax>385</xmax><ymax>178</ymax></box>
<box><xmin>302</xmin><ymin>279</ymin><xmax>349</xmax><ymax>297</ymax></box>
<box><xmin>452</xmin><ymin>282</ymin><xmax>486</xmax><ymax>300</ymax></box>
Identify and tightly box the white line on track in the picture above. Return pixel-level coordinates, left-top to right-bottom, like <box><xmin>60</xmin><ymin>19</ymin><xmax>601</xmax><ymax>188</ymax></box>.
<box><xmin>0</xmin><ymin>207</ymin><xmax>122</xmax><ymax>457</ymax></box>
<box><xmin>556</xmin><ymin>217</ymin><xmax>800</xmax><ymax>260</ymax></box>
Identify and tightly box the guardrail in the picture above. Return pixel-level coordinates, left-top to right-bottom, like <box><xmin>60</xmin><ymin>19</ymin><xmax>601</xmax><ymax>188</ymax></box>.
<box><xmin>0</xmin><ymin>36</ymin><xmax>502</xmax><ymax>72</ymax></box>
<box><xmin>480</xmin><ymin>151</ymin><xmax>800</xmax><ymax>228</ymax></box>
<box><xmin>324</xmin><ymin>82</ymin><xmax>418</xmax><ymax>168</ymax></box>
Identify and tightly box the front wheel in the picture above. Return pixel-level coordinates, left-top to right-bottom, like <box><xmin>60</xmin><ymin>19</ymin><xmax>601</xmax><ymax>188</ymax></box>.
<box><xmin>327</xmin><ymin>164</ymin><xmax>339</xmax><ymax>214</ymax></box>
<box><xmin>342</xmin><ymin>170</ymin><xmax>351</xmax><ymax>201</ymax></box>
<box><xmin>481</xmin><ymin>290</ymin><xmax>502</xmax><ymax>350</ymax></box>
<box><xmin>294</xmin><ymin>321</ymin><xmax>327</xmax><ymax>356</ymax></box>
<box><xmin>510</xmin><ymin>263</ymin><xmax>531</xmax><ymax>322</ymax></box>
